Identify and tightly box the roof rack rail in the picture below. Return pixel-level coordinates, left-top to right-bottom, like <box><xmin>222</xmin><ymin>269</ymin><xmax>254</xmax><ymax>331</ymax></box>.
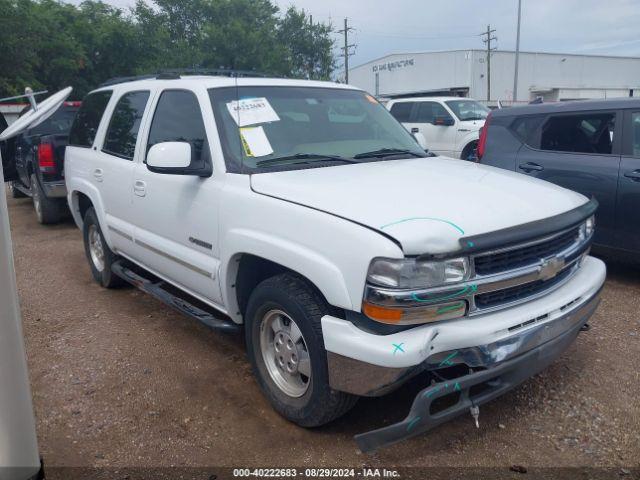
<box><xmin>99</xmin><ymin>68</ymin><xmax>274</xmax><ymax>87</ymax></box>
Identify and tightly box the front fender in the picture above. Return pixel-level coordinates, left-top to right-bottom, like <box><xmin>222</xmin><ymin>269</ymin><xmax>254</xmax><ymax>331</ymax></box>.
<box><xmin>221</xmin><ymin>228</ymin><xmax>353</xmax><ymax>321</ymax></box>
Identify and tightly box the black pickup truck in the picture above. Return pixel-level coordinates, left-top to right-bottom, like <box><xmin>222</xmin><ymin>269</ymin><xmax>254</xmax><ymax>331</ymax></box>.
<box><xmin>2</xmin><ymin>101</ymin><xmax>80</xmax><ymax>223</ymax></box>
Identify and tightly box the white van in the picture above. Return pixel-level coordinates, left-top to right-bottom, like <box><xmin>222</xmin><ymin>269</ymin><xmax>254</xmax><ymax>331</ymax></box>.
<box><xmin>387</xmin><ymin>96</ymin><xmax>489</xmax><ymax>160</ymax></box>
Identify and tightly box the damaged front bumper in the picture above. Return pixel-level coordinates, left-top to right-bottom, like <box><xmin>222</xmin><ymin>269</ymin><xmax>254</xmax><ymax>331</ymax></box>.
<box><xmin>353</xmin><ymin>289</ymin><xmax>601</xmax><ymax>452</ymax></box>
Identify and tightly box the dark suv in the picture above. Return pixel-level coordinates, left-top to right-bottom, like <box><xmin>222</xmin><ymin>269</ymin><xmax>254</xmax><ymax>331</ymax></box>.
<box><xmin>478</xmin><ymin>98</ymin><xmax>640</xmax><ymax>259</ymax></box>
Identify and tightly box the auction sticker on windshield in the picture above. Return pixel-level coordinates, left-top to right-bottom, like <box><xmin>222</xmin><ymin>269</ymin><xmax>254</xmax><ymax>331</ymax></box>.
<box><xmin>240</xmin><ymin>126</ymin><xmax>274</xmax><ymax>157</ymax></box>
<box><xmin>227</xmin><ymin>97</ymin><xmax>280</xmax><ymax>127</ymax></box>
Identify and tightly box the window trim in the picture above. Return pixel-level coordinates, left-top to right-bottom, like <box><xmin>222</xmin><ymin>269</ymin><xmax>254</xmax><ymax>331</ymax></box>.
<box><xmin>101</xmin><ymin>89</ymin><xmax>151</xmax><ymax>161</ymax></box>
<box><xmin>519</xmin><ymin>109</ymin><xmax>622</xmax><ymax>157</ymax></box>
<box><xmin>68</xmin><ymin>90</ymin><xmax>113</xmax><ymax>149</ymax></box>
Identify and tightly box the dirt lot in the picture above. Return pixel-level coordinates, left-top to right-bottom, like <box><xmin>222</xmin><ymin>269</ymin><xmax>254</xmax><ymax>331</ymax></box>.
<box><xmin>6</xmin><ymin>194</ymin><xmax>640</xmax><ymax>475</ymax></box>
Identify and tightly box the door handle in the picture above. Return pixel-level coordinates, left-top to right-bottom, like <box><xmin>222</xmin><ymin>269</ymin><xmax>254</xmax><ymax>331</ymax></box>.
<box><xmin>411</xmin><ymin>127</ymin><xmax>419</xmax><ymax>134</ymax></box>
<box><xmin>458</xmin><ymin>128</ymin><xmax>470</xmax><ymax>132</ymax></box>
<box><xmin>93</xmin><ymin>168</ymin><xmax>104</xmax><ymax>182</ymax></box>
<box><xmin>518</xmin><ymin>162</ymin><xmax>544</xmax><ymax>173</ymax></box>
<box><xmin>624</xmin><ymin>170</ymin><xmax>640</xmax><ymax>182</ymax></box>
<box><xmin>134</xmin><ymin>180</ymin><xmax>146</xmax><ymax>197</ymax></box>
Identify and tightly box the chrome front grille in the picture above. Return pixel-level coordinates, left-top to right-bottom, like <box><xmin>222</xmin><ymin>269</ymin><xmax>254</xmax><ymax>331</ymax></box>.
<box><xmin>474</xmin><ymin>264</ymin><xmax>575</xmax><ymax>309</ymax></box>
<box><xmin>473</xmin><ymin>226</ymin><xmax>581</xmax><ymax>276</ymax></box>
<box><xmin>363</xmin><ymin>223</ymin><xmax>592</xmax><ymax>317</ymax></box>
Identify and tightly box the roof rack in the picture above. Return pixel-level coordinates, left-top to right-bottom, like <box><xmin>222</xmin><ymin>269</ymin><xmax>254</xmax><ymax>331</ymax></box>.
<box><xmin>99</xmin><ymin>68</ymin><xmax>273</xmax><ymax>87</ymax></box>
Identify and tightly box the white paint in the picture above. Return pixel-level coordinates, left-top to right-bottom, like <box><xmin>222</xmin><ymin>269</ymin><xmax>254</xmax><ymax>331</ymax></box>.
<box><xmin>321</xmin><ymin>256</ymin><xmax>606</xmax><ymax>368</ymax></box>
<box><xmin>147</xmin><ymin>142</ymin><xmax>192</xmax><ymax>168</ymax></box>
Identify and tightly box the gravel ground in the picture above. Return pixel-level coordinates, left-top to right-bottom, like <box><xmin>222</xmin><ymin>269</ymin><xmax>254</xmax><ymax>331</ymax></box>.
<box><xmin>6</xmin><ymin>194</ymin><xmax>640</xmax><ymax>475</ymax></box>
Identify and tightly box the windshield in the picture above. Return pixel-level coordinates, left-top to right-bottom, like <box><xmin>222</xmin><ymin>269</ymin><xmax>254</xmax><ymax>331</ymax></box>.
<box><xmin>209</xmin><ymin>86</ymin><xmax>426</xmax><ymax>173</ymax></box>
<box><xmin>444</xmin><ymin>100</ymin><xmax>489</xmax><ymax>122</ymax></box>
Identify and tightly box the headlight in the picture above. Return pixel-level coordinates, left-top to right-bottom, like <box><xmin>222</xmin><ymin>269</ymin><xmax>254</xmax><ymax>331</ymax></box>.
<box><xmin>578</xmin><ymin>215</ymin><xmax>595</xmax><ymax>241</ymax></box>
<box><xmin>367</xmin><ymin>256</ymin><xmax>470</xmax><ymax>289</ymax></box>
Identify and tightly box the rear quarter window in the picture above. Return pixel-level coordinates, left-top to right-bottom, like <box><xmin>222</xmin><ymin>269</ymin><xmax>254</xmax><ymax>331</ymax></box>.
<box><xmin>69</xmin><ymin>90</ymin><xmax>113</xmax><ymax>148</ymax></box>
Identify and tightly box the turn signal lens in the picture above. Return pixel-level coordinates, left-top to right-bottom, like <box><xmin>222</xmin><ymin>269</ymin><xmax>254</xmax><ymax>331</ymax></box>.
<box><xmin>362</xmin><ymin>302</ymin><xmax>403</xmax><ymax>324</ymax></box>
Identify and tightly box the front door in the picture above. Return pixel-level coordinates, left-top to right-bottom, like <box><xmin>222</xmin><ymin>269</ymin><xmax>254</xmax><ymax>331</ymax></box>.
<box><xmin>131</xmin><ymin>88</ymin><xmax>223</xmax><ymax>306</ymax></box>
<box><xmin>410</xmin><ymin>101</ymin><xmax>457</xmax><ymax>157</ymax></box>
<box><xmin>615</xmin><ymin>110</ymin><xmax>640</xmax><ymax>253</ymax></box>
<box><xmin>515</xmin><ymin>110</ymin><xmax>621</xmax><ymax>248</ymax></box>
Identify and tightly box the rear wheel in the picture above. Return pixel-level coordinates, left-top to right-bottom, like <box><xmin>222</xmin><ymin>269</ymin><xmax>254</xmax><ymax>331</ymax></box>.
<box><xmin>245</xmin><ymin>273</ymin><xmax>358</xmax><ymax>427</ymax></box>
<box><xmin>31</xmin><ymin>174</ymin><xmax>62</xmax><ymax>224</ymax></box>
<box><xmin>82</xmin><ymin>207</ymin><xmax>124</xmax><ymax>288</ymax></box>
<box><xmin>9</xmin><ymin>182</ymin><xmax>28</xmax><ymax>198</ymax></box>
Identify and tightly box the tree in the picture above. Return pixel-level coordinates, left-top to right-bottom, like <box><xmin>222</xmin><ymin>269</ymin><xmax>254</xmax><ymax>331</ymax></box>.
<box><xmin>0</xmin><ymin>0</ymin><xmax>336</xmax><ymax>100</ymax></box>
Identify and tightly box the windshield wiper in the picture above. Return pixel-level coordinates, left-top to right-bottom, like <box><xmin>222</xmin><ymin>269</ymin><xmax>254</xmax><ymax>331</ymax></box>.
<box><xmin>256</xmin><ymin>153</ymin><xmax>358</xmax><ymax>167</ymax></box>
<box><xmin>353</xmin><ymin>148</ymin><xmax>425</xmax><ymax>159</ymax></box>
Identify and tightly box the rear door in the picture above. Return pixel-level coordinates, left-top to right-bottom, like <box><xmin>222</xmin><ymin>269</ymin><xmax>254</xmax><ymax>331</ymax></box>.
<box><xmin>93</xmin><ymin>89</ymin><xmax>152</xmax><ymax>255</ymax></box>
<box><xmin>515</xmin><ymin>110</ymin><xmax>621</xmax><ymax>247</ymax></box>
<box><xmin>615</xmin><ymin>110</ymin><xmax>640</xmax><ymax>253</ymax></box>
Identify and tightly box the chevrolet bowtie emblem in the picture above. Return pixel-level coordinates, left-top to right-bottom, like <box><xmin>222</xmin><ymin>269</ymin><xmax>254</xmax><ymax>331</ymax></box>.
<box><xmin>539</xmin><ymin>255</ymin><xmax>565</xmax><ymax>281</ymax></box>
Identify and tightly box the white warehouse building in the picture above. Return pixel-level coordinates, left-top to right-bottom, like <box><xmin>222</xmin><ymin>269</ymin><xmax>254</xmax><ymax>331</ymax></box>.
<box><xmin>349</xmin><ymin>49</ymin><xmax>640</xmax><ymax>104</ymax></box>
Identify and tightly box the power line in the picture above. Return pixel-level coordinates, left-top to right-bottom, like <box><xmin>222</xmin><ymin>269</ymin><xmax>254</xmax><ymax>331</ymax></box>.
<box><xmin>480</xmin><ymin>24</ymin><xmax>497</xmax><ymax>101</ymax></box>
<box><xmin>338</xmin><ymin>18</ymin><xmax>356</xmax><ymax>83</ymax></box>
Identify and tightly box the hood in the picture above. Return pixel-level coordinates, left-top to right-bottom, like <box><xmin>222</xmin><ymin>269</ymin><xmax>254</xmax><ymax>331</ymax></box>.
<box><xmin>250</xmin><ymin>157</ymin><xmax>588</xmax><ymax>255</ymax></box>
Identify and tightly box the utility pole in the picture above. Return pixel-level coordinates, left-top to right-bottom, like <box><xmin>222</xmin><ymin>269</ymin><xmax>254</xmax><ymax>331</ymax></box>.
<box><xmin>338</xmin><ymin>18</ymin><xmax>356</xmax><ymax>83</ymax></box>
<box><xmin>513</xmin><ymin>0</ymin><xmax>522</xmax><ymax>102</ymax></box>
<box><xmin>480</xmin><ymin>24</ymin><xmax>497</xmax><ymax>102</ymax></box>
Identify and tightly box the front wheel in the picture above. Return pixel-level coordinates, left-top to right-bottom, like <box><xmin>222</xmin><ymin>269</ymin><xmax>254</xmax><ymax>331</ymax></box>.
<box><xmin>82</xmin><ymin>207</ymin><xmax>124</xmax><ymax>288</ymax></box>
<box><xmin>245</xmin><ymin>273</ymin><xmax>358</xmax><ymax>427</ymax></box>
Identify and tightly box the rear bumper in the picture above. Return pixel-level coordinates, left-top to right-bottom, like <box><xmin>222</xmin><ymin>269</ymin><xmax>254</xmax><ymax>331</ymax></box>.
<box><xmin>41</xmin><ymin>181</ymin><xmax>66</xmax><ymax>198</ymax></box>
<box><xmin>353</xmin><ymin>289</ymin><xmax>600</xmax><ymax>452</ymax></box>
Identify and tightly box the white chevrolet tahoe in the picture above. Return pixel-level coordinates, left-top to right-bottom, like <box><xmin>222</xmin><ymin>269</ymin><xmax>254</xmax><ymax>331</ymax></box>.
<box><xmin>386</xmin><ymin>96</ymin><xmax>489</xmax><ymax>160</ymax></box>
<box><xmin>64</xmin><ymin>74</ymin><xmax>605</xmax><ymax>452</ymax></box>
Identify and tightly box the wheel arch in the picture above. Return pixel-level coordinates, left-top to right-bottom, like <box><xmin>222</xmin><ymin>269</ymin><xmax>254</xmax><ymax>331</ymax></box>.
<box><xmin>222</xmin><ymin>244</ymin><xmax>352</xmax><ymax>324</ymax></box>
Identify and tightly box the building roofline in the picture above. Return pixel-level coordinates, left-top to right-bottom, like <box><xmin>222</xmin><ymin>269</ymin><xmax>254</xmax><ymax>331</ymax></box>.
<box><xmin>351</xmin><ymin>49</ymin><xmax>640</xmax><ymax>70</ymax></box>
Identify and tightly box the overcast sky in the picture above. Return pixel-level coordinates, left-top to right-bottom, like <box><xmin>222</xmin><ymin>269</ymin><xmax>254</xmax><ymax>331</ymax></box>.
<box><xmin>74</xmin><ymin>0</ymin><xmax>640</xmax><ymax>68</ymax></box>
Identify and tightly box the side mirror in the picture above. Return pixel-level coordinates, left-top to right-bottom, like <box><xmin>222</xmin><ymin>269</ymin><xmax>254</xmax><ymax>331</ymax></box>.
<box><xmin>433</xmin><ymin>116</ymin><xmax>455</xmax><ymax>127</ymax></box>
<box><xmin>412</xmin><ymin>132</ymin><xmax>428</xmax><ymax>150</ymax></box>
<box><xmin>146</xmin><ymin>142</ymin><xmax>211</xmax><ymax>177</ymax></box>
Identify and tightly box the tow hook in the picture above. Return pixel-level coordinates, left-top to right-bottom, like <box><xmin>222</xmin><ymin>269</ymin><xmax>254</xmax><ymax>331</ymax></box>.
<box><xmin>580</xmin><ymin>323</ymin><xmax>591</xmax><ymax>332</ymax></box>
<box><xmin>470</xmin><ymin>403</ymin><xmax>480</xmax><ymax>428</ymax></box>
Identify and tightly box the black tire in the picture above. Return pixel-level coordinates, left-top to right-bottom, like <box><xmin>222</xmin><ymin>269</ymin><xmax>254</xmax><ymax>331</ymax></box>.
<box><xmin>460</xmin><ymin>142</ymin><xmax>478</xmax><ymax>161</ymax></box>
<box><xmin>9</xmin><ymin>181</ymin><xmax>28</xmax><ymax>198</ymax></box>
<box><xmin>82</xmin><ymin>207</ymin><xmax>124</xmax><ymax>288</ymax></box>
<box><xmin>245</xmin><ymin>272</ymin><xmax>358</xmax><ymax>427</ymax></box>
<box><xmin>31</xmin><ymin>174</ymin><xmax>62</xmax><ymax>224</ymax></box>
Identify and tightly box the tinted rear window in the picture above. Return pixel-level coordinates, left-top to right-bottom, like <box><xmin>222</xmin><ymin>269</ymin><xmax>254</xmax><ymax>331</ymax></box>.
<box><xmin>69</xmin><ymin>91</ymin><xmax>113</xmax><ymax>148</ymax></box>
<box><xmin>389</xmin><ymin>102</ymin><xmax>414</xmax><ymax>122</ymax></box>
<box><xmin>28</xmin><ymin>107</ymin><xmax>79</xmax><ymax>136</ymax></box>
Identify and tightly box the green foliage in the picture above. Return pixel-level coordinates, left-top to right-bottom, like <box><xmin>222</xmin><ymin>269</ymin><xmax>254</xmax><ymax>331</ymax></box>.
<box><xmin>0</xmin><ymin>0</ymin><xmax>336</xmax><ymax>100</ymax></box>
